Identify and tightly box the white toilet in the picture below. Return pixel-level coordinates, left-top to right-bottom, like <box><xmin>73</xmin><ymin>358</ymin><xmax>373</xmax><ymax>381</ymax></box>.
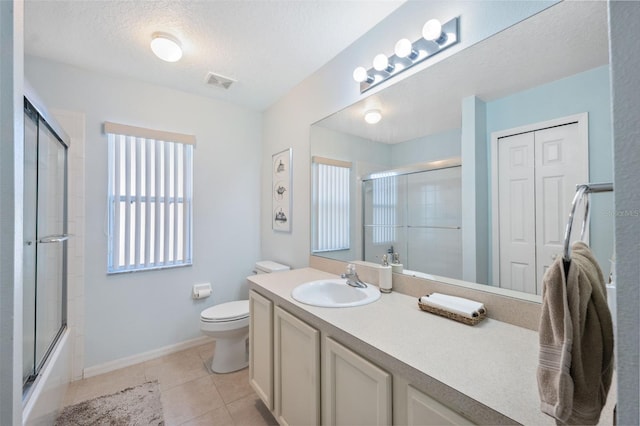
<box><xmin>200</xmin><ymin>261</ymin><xmax>289</xmax><ymax>373</ymax></box>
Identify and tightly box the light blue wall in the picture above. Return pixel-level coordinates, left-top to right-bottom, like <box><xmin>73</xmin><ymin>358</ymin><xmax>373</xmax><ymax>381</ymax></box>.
<box><xmin>25</xmin><ymin>55</ymin><xmax>262</xmax><ymax>368</ymax></box>
<box><xmin>312</xmin><ymin>125</ymin><xmax>391</xmax><ymax>167</ymax></box>
<box><xmin>0</xmin><ymin>1</ymin><xmax>25</xmax><ymax>423</ymax></box>
<box><xmin>485</xmin><ymin>65</ymin><xmax>613</xmax><ymax>282</ymax></box>
<box><xmin>610</xmin><ymin>3</ymin><xmax>640</xmax><ymax>423</ymax></box>
<box><xmin>391</xmin><ymin>128</ymin><xmax>461</xmax><ymax>168</ymax></box>
<box><xmin>461</xmin><ymin>97</ymin><xmax>488</xmax><ymax>284</ymax></box>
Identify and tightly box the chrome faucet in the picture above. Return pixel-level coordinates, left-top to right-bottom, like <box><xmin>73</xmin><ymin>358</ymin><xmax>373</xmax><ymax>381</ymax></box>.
<box><xmin>341</xmin><ymin>264</ymin><xmax>367</xmax><ymax>288</ymax></box>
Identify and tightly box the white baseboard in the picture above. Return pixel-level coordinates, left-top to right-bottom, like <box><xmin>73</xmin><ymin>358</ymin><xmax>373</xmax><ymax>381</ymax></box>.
<box><xmin>82</xmin><ymin>335</ymin><xmax>213</xmax><ymax>379</ymax></box>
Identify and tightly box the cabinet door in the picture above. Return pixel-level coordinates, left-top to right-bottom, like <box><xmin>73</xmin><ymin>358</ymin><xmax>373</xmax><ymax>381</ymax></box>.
<box><xmin>407</xmin><ymin>385</ymin><xmax>474</xmax><ymax>425</ymax></box>
<box><xmin>249</xmin><ymin>291</ymin><xmax>273</xmax><ymax>409</ymax></box>
<box><xmin>324</xmin><ymin>337</ymin><xmax>391</xmax><ymax>426</ymax></box>
<box><xmin>274</xmin><ymin>307</ymin><xmax>320</xmax><ymax>426</ymax></box>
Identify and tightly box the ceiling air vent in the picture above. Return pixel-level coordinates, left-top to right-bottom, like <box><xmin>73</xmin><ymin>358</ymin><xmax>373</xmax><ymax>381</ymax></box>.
<box><xmin>204</xmin><ymin>72</ymin><xmax>236</xmax><ymax>90</ymax></box>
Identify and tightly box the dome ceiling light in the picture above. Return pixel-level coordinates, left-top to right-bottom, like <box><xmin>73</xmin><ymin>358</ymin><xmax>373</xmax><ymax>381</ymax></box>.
<box><xmin>364</xmin><ymin>109</ymin><xmax>382</xmax><ymax>124</ymax></box>
<box><xmin>150</xmin><ymin>32</ymin><xmax>183</xmax><ymax>63</ymax></box>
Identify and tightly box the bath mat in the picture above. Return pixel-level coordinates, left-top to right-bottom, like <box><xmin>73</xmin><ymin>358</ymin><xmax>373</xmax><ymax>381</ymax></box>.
<box><xmin>55</xmin><ymin>380</ymin><xmax>164</xmax><ymax>425</ymax></box>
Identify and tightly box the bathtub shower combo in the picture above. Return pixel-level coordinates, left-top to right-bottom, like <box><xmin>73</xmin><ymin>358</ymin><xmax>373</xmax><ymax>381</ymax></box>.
<box><xmin>22</xmin><ymin>91</ymin><xmax>69</xmax><ymax>398</ymax></box>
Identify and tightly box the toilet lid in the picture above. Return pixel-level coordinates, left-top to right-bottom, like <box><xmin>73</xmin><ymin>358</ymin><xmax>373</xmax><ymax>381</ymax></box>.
<box><xmin>201</xmin><ymin>300</ymin><xmax>249</xmax><ymax>322</ymax></box>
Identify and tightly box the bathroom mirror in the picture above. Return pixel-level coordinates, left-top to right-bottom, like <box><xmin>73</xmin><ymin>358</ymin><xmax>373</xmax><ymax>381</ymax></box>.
<box><xmin>310</xmin><ymin>1</ymin><xmax>613</xmax><ymax>299</ymax></box>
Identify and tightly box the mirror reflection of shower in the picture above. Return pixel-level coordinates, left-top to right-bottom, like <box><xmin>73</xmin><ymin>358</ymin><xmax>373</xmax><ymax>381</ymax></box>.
<box><xmin>22</xmin><ymin>96</ymin><xmax>69</xmax><ymax>394</ymax></box>
<box><xmin>362</xmin><ymin>161</ymin><xmax>462</xmax><ymax>278</ymax></box>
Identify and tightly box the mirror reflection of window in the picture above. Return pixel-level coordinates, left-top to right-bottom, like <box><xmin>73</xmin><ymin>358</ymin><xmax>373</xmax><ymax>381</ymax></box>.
<box><xmin>371</xmin><ymin>175</ymin><xmax>397</xmax><ymax>245</ymax></box>
<box><xmin>312</xmin><ymin>157</ymin><xmax>351</xmax><ymax>253</ymax></box>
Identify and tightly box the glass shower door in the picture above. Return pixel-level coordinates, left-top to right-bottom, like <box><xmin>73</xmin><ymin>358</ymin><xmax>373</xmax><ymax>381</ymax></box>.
<box><xmin>22</xmin><ymin>99</ymin><xmax>68</xmax><ymax>386</ymax></box>
<box><xmin>35</xmin><ymin>119</ymin><xmax>67</xmax><ymax>373</ymax></box>
<box><xmin>22</xmin><ymin>106</ymin><xmax>38</xmax><ymax>385</ymax></box>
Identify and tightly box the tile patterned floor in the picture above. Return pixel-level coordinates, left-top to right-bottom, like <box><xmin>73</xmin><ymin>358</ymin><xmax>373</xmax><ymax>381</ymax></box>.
<box><xmin>62</xmin><ymin>342</ymin><xmax>278</xmax><ymax>426</ymax></box>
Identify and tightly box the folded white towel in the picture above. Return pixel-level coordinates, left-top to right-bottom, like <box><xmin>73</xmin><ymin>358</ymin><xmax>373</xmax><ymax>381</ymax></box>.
<box><xmin>428</xmin><ymin>293</ymin><xmax>486</xmax><ymax>314</ymax></box>
<box><xmin>419</xmin><ymin>294</ymin><xmax>485</xmax><ymax>319</ymax></box>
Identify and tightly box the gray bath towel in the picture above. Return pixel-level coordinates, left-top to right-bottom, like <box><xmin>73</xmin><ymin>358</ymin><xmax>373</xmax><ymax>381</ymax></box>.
<box><xmin>537</xmin><ymin>241</ymin><xmax>614</xmax><ymax>425</ymax></box>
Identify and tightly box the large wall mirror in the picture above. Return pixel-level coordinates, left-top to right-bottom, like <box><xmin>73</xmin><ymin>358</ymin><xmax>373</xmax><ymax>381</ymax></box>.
<box><xmin>310</xmin><ymin>1</ymin><xmax>613</xmax><ymax>301</ymax></box>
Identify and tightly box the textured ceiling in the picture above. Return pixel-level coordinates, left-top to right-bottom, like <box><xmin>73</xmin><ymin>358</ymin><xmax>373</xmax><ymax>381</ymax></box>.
<box><xmin>24</xmin><ymin>0</ymin><xmax>405</xmax><ymax>111</ymax></box>
<box><xmin>317</xmin><ymin>0</ymin><xmax>610</xmax><ymax>144</ymax></box>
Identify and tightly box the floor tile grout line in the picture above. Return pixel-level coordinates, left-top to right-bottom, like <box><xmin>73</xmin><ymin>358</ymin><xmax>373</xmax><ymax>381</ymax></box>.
<box><xmin>59</xmin><ymin>343</ymin><xmax>277</xmax><ymax>425</ymax></box>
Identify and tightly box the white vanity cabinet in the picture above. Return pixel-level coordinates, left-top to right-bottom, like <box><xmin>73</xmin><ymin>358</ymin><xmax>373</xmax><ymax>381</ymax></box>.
<box><xmin>323</xmin><ymin>337</ymin><xmax>392</xmax><ymax>426</ymax></box>
<box><xmin>249</xmin><ymin>290</ymin><xmax>274</xmax><ymax>409</ymax></box>
<box><xmin>393</xmin><ymin>377</ymin><xmax>474</xmax><ymax>425</ymax></box>
<box><xmin>274</xmin><ymin>306</ymin><xmax>320</xmax><ymax>426</ymax></box>
<box><xmin>249</xmin><ymin>288</ymin><xmax>473</xmax><ymax>426</ymax></box>
<box><xmin>406</xmin><ymin>385</ymin><xmax>474</xmax><ymax>425</ymax></box>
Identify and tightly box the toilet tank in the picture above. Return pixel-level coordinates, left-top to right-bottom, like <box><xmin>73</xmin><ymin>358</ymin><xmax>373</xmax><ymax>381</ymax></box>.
<box><xmin>254</xmin><ymin>260</ymin><xmax>290</xmax><ymax>274</ymax></box>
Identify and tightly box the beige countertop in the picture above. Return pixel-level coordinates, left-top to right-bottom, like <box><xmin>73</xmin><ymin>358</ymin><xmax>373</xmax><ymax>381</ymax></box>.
<box><xmin>248</xmin><ymin>267</ymin><xmax>615</xmax><ymax>425</ymax></box>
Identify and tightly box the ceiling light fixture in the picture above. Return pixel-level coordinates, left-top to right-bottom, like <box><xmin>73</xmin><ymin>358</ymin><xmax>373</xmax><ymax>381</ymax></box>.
<box><xmin>150</xmin><ymin>32</ymin><xmax>183</xmax><ymax>62</ymax></box>
<box><xmin>364</xmin><ymin>109</ymin><xmax>382</xmax><ymax>124</ymax></box>
<box><xmin>352</xmin><ymin>16</ymin><xmax>459</xmax><ymax>93</ymax></box>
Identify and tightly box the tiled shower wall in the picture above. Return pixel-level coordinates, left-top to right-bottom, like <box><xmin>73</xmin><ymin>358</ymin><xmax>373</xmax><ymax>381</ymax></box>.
<box><xmin>53</xmin><ymin>110</ymin><xmax>85</xmax><ymax>381</ymax></box>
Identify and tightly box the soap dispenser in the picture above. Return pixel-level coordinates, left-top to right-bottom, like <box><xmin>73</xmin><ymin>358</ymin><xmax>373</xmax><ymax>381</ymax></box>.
<box><xmin>379</xmin><ymin>254</ymin><xmax>392</xmax><ymax>293</ymax></box>
<box><xmin>390</xmin><ymin>252</ymin><xmax>403</xmax><ymax>274</ymax></box>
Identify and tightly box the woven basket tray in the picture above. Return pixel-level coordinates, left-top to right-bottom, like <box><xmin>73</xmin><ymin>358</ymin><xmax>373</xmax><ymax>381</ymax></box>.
<box><xmin>417</xmin><ymin>299</ymin><xmax>486</xmax><ymax>326</ymax></box>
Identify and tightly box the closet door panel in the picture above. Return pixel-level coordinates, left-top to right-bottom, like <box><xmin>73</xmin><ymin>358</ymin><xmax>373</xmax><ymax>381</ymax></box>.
<box><xmin>497</xmin><ymin>132</ymin><xmax>536</xmax><ymax>293</ymax></box>
<box><xmin>534</xmin><ymin>123</ymin><xmax>588</xmax><ymax>293</ymax></box>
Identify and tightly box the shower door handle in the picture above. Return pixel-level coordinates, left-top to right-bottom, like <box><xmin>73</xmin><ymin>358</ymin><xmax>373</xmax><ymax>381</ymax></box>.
<box><xmin>38</xmin><ymin>234</ymin><xmax>70</xmax><ymax>244</ymax></box>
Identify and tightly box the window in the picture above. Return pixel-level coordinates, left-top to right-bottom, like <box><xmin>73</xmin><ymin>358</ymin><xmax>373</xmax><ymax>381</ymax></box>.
<box><xmin>371</xmin><ymin>174</ymin><xmax>397</xmax><ymax>244</ymax></box>
<box><xmin>312</xmin><ymin>156</ymin><xmax>351</xmax><ymax>252</ymax></box>
<box><xmin>105</xmin><ymin>122</ymin><xmax>195</xmax><ymax>273</ymax></box>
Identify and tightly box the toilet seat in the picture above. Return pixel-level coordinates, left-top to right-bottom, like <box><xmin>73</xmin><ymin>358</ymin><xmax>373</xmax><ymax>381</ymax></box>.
<box><xmin>201</xmin><ymin>300</ymin><xmax>249</xmax><ymax>323</ymax></box>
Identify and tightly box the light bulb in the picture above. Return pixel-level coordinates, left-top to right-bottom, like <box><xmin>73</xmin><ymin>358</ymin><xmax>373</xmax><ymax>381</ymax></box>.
<box><xmin>150</xmin><ymin>33</ymin><xmax>183</xmax><ymax>62</ymax></box>
<box><xmin>422</xmin><ymin>19</ymin><xmax>445</xmax><ymax>43</ymax></box>
<box><xmin>394</xmin><ymin>38</ymin><xmax>413</xmax><ymax>58</ymax></box>
<box><xmin>353</xmin><ymin>66</ymin><xmax>369</xmax><ymax>83</ymax></box>
<box><xmin>364</xmin><ymin>109</ymin><xmax>382</xmax><ymax>124</ymax></box>
<box><xmin>373</xmin><ymin>54</ymin><xmax>390</xmax><ymax>72</ymax></box>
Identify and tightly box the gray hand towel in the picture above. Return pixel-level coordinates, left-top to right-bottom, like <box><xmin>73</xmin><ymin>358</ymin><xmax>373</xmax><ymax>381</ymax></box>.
<box><xmin>537</xmin><ymin>241</ymin><xmax>614</xmax><ymax>425</ymax></box>
<box><xmin>538</xmin><ymin>254</ymin><xmax>574</xmax><ymax>422</ymax></box>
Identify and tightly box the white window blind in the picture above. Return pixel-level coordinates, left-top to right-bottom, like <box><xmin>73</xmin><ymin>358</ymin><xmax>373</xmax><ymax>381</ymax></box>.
<box><xmin>312</xmin><ymin>157</ymin><xmax>351</xmax><ymax>252</ymax></box>
<box><xmin>372</xmin><ymin>175</ymin><xmax>397</xmax><ymax>244</ymax></box>
<box><xmin>105</xmin><ymin>122</ymin><xmax>195</xmax><ymax>273</ymax></box>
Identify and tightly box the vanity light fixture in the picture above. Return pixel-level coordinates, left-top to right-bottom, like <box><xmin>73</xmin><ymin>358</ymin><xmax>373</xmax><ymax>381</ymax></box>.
<box><xmin>373</xmin><ymin>53</ymin><xmax>394</xmax><ymax>73</ymax></box>
<box><xmin>394</xmin><ymin>38</ymin><xmax>418</xmax><ymax>60</ymax></box>
<box><xmin>364</xmin><ymin>109</ymin><xmax>382</xmax><ymax>124</ymax></box>
<box><xmin>422</xmin><ymin>19</ymin><xmax>447</xmax><ymax>44</ymax></box>
<box><xmin>150</xmin><ymin>32</ymin><xmax>183</xmax><ymax>62</ymax></box>
<box><xmin>352</xmin><ymin>16</ymin><xmax>459</xmax><ymax>93</ymax></box>
<box><xmin>353</xmin><ymin>66</ymin><xmax>374</xmax><ymax>84</ymax></box>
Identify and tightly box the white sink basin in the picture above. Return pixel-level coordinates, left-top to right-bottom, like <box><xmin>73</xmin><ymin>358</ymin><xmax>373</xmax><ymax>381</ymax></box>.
<box><xmin>291</xmin><ymin>279</ymin><xmax>381</xmax><ymax>308</ymax></box>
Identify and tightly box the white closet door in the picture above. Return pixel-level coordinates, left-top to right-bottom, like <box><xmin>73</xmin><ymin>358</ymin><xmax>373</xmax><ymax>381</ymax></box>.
<box><xmin>534</xmin><ymin>123</ymin><xmax>588</xmax><ymax>293</ymax></box>
<box><xmin>498</xmin><ymin>132</ymin><xmax>537</xmax><ymax>293</ymax></box>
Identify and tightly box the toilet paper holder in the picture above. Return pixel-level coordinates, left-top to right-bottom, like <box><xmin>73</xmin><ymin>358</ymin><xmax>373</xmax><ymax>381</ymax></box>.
<box><xmin>192</xmin><ymin>283</ymin><xmax>212</xmax><ymax>300</ymax></box>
